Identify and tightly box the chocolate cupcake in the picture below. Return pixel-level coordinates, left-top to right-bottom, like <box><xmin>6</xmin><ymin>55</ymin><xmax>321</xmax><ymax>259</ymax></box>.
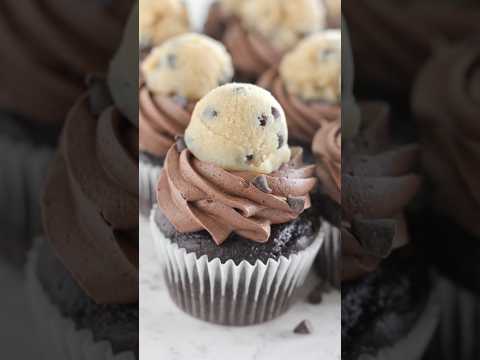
<box><xmin>139</xmin><ymin>0</ymin><xmax>190</xmax><ymax>59</ymax></box>
<box><xmin>150</xmin><ymin>83</ymin><xmax>328</xmax><ymax>325</ymax></box>
<box><xmin>26</xmin><ymin>11</ymin><xmax>138</xmax><ymax>359</ymax></box>
<box><xmin>139</xmin><ymin>33</ymin><xmax>234</xmax><ymax>213</ymax></box>
<box><xmin>412</xmin><ymin>39</ymin><xmax>480</xmax><ymax>358</ymax></box>
<box><xmin>222</xmin><ymin>0</ymin><xmax>326</xmax><ymax>81</ymax></box>
<box><xmin>258</xmin><ymin>31</ymin><xmax>341</xmax><ymax>147</ymax></box>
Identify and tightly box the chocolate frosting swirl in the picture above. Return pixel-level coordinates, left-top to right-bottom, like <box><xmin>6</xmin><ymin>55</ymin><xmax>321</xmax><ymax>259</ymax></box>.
<box><xmin>42</xmin><ymin>89</ymin><xmax>139</xmax><ymax>304</ymax></box>
<box><xmin>204</xmin><ymin>2</ymin><xmax>235</xmax><ymax>41</ymax></box>
<box><xmin>224</xmin><ymin>22</ymin><xmax>282</xmax><ymax>79</ymax></box>
<box><xmin>259</xmin><ymin>68</ymin><xmax>340</xmax><ymax>143</ymax></box>
<box><xmin>0</xmin><ymin>0</ymin><xmax>133</xmax><ymax>124</ymax></box>
<box><xmin>139</xmin><ymin>83</ymin><xmax>195</xmax><ymax>157</ymax></box>
<box><xmin>342</xmin><ymin>102</ymin><xmax>421</xmax><ymax>281</ymax></box>
<box><xmin>413</xmin><ymin>39</ymin><xmax>480</xmax><ymax>237</ymax></box>
<box><xmin>157</xmin><ymin>145</ymin><xmax>317</xmax><ymax>244</ymax></box>
<box><xmin>313</xmin><ymin>119</ymin><xmax>341</xmax><ymax>204</ymax></box>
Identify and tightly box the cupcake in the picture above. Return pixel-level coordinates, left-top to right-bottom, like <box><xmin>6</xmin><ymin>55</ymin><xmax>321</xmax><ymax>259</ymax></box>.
<box><xmin>139</xmin><ymin>33</ymin><xmax>234</xmax><ymax>213</ymax></box>
<box><xmin>150</xmin><ymin>83</ymin><xmax>327</xmax><ymax>326</ymax></box>
<box><xmin>139</xmin><ymin>0</ymin><xmax>190</xmax><ymax>59</ymax></box>
<box><xmin>223</xmin><ymin>0</ymin><xmax>326</xmax><ymax>81</ymax></box>
<box><xmin>0</xmin><ymin>0</ymin><xmax>133</xmax><ymax>125</ymax></box>
<box><xmin>204</xmin><ymin>0</ymin><xmax>244</xmax><ymax>40</ymax></box>
<box><xmin>412</xmin><ymin>39</ymin><xmax>480</xmax><ymax>358</ymax></box>
<box><xmin>258</xmin><ymin>31</ymin><xmax>341</xmax><ymax>148</ymax></box>
<box><xmin>26</xmin><ymin>10</ymin><xmax>138</xmax><ymax>359</ymax></box>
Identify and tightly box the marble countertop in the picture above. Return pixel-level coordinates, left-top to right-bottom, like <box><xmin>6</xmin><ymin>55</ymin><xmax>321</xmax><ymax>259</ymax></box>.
<box><xmin>140</xmin><ymin>215</ymin><xmax>341</xmax><ymax>360</ymax></box>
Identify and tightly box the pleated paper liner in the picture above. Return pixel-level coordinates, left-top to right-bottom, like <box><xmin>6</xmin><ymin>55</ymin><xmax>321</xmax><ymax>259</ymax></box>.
<box><xmin>25</xmin><ymin>238</ymin><xmax>136</xmax><ymax>360</ymax></box>
<box><xmin>315</xmin><ymin>224</ymin><xmax>340</xmax><ymax>288</ymax></box>
<box><xmin>150</xmin><ymin>208</ymin><xmax>327</xmax><ymax>326</ymax></box>
<box><xmin>139</xmin><ymin>160</ymin><xmax>162</xmax><ymax>216</ymax></box>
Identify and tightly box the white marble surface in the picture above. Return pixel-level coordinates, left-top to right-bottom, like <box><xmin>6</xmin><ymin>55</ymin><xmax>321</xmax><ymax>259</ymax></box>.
<box><xmin>139</xmin><ymin>215</ymin><xmax>341</xmax><ymax>360</ymax></box>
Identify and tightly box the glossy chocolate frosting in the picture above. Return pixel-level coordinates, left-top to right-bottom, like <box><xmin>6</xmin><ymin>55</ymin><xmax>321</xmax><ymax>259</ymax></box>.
<box><xmin>139</xmin><ymin>83</ymin><xmax>195</xmax><ymax>158</ymax></box>
<box><xmin>0</xmin><ymin>0</ymin><xmax>133</xmax><ymax>124</ymax></box>
<box><xmin>259</xmin><ymin>68</ymin><xmax>340</xmax><ymax>143</ymax></box>
<box><xmin>42</xmin><ymin>89</ymin><xmax>139</xmax><ymax>304</ymax></box>
<box><xmin>157</xmin><ymin>145</ymin><xmax>317</xmax><ymax>244</ymax></box>
<box><xmin>342</xmin><ymin>102</ymin><xmax>421</xmax><ymax>281</ymax></box>
<box><xmin>413</xmin><ymin>39</ymin><xmax>480</xmax><ymax>237</ymax></box>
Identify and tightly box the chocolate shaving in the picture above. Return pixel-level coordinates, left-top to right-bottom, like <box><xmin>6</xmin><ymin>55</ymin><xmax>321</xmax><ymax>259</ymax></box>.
<box><xmin>203</xmin><ymin>107</ymin><xmax>218</xmax><ymax>119</ymax></box>
<box><xmin>258</xmin><ymin>113</ymin><xmax>268</xmax><ymax>127</ymax></box>
<box><xmin>351</xmin><ymin>217</ymin><xmax>396</xmax><ymax>258</ymax></box>
<box><xmin>175</xmin><ymin>136</ymin><xmax>187</xmax><ymax>152</ymax></box>
<box><xmin>252</xmin><ymin>175</ymin><xmax>272</xmax><ymax>193</ymax></box>
<box><xmin>287</xmin><ymin>197</ymin><xmax>305</xmax><ymax>213</ymax></box>
<box><xmin>294</xmin><ymin>320</ymin><xmax>313</xmax><ymax>334</ymax></box>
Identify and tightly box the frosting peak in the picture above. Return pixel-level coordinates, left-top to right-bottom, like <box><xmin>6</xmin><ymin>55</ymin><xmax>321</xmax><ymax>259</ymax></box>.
<box><xmin>157</xmin><ymin>145</ymin><xmax>317</xmax><ymax>244</ymax></box>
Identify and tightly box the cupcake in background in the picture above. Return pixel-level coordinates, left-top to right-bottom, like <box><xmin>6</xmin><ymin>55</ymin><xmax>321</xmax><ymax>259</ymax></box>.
<box><xmin>26</xmin><ymin>8</ymin><xmax>138</xmax><ymax>359</ymax></box>
<box><xmin>323</xmin><ymin>0</ymin><xmax>341</xmax><ymax>28</ymax></box>
<box><xmin>150</xmin><ymin>83</ymin><xmax>328</xmax><ymax>325</ymax></box>
<box><xmin>223</xmin><ymin>0</ymin><xmax>325</xmax><ymax>81</ymax></box>
<box><xmin>139</xmin><ymin>33</ymin><xmax>234</xmax><ymax>213</ymax></box>
<box><xmin>139</xmin><ymin>0</ymin><xmax>190</xmax><ymax>59</ymax></box>
<box><xmin>204</xmin><ymin>0</ymin><xmax>244</xmax><ymax>40</ymax></box>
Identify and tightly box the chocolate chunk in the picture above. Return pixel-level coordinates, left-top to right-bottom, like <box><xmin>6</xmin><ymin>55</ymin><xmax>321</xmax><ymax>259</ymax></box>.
<box><xmin>252</xmin><ymin>175</ymin><xmax>272</xmax><ymax>193</ymax></box>
<box><xmin>271</xmin><ymin>106</ymin><xmax>281</xmax><ymax>119</ymax></box>
<box><xmin>167</xmin><ymin>53</ymin><xmax>177</xmax><ymax>69</ymax></box>
<box><xmin>86</xmin><ymin>74</ymin><xmax>113</xmax><ymax>116</ymax></box>
<box><xmin>294</xmin><ymin>320</ymin><xmax>313</xmax><ymax>335</ymax></box>
<box><xmin>258</xmin><ymin>113</ymin><xmax>268</xmax><ymax>127</ymax></box>
<box><xmin>287</xmin><ymin>197</ymin><xmax>305</xmax><ymax>213</ymax></box>
<box><xmin>245</xmin><ymin>154</ymin><xmax>254</xmax><ymax>162</ymax></box>
<box><xmin>175</xmin><ymin>136</ymin><xmax>187</xmax><ymax>152</ymax></box>
<box><xmin>352</xmin><ymin>217</ymin><xmax>396</xmax><ymax>258</ymax></box>
<box><xmin>203</xmin><ymin>107</ymin><xmax>218</xmax><ymax>119</ymax></box>
<box><xmin>277</xmin><ymin>134</ymin><xmax>284</xmax><ymax>149</ymax></box>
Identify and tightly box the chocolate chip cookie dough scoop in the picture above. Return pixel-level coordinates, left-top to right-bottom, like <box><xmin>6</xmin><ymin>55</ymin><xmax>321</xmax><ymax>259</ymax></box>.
<box><xmin>139</xmin><ymin>33</ymin><xmax>234</xmax><ymax>213</ymax></box>
<box><xmin>259</xmin><ymin>31</ymin><xmax>341</xmax><ymax>146</ymax></box>
<box><xmin>25</xmin><ymin>8</ymin><xmax>139</xmax><ymax>359</ymax></box>
<box><xmin>223</xmin><ymin>0</ymin><xmax>326</xmax><ymax>81</ymax></box>
<box><xmin>150</xmin><ymin>83</ymin><xmax>329</xmax><ymax>326</ymax></box>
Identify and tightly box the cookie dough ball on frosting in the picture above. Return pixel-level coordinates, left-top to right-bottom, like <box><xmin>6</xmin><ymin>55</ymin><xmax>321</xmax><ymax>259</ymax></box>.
<box><xmin>185</xmin><ymin>83</ymin><xmax>291</xmax><ymax>174</ymax></box>
<box><xmin>141</xmin><ymin>33</ymin><xmax>234</xmax><ymax>101</ymax></box>
<box><xmin>280</xmin><ymin>31</ymin><xmax>341</xmax><ymax>102</ymax></box>
<box><xmin>241</xmin><ymin>0</ymin><xmax>325</xmax><ymax>51</ymax></box>
<box><xmin>139</xmin><ymin>0</ymin><xmax>189</xmax><ymax>48</ymax></box>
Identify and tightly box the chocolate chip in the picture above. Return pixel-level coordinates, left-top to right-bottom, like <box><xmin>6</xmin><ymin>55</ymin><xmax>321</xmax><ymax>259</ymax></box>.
<box><xmin>203</xmin><ymin>107</ymin><xmax>218</xmax><ymax>119</ymax></box>
<box><xmin>167</xmin><ymin>53</ymin><xmax>177</xmax><ymax>69</ymax></box>
<box><xmin>258</xmin><ymin>113</ymin><xmax>268</xmax><ymax>127</ymax></box>
<box><xmin>277</xmin><ymin>134</ymin><xmax>284</xmax><ymax>149</ymax></box>
<box><xmin>271</xmin><ymin>106</ymin><xmax>281</xmax><ymax>119</ymax></box>
<box><xmin>294</xmin><ymin>320</ymin><xmax>313</xmax><ymax>335</ymax></box>
<box><xmin>245</xmin><ymin>154</ymin><xmax>254</xmax><ymax>162</ymax></box>
<box><xmin>287</xmin><ymin>196</ymin><xmax>305</xmax><ymax>213</ymax></box>
<box><xmin>175</xmin><ymin>136</ymin><xmax>187</xmax><ymax>152</ymax></box>
<box><xmin>252</xmin><ymin>175</ymin><xmax>272</xmax><ymax>193</ymax></box>
<box><xmin>307</xmin><ymin>282</ymin><xmax>325</xmax><ymax>305</ymax></box>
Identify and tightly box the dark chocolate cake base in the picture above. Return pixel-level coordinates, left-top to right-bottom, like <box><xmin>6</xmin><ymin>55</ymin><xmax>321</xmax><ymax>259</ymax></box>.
<box><xmin>36</xmin><ymin>239</ymin><xmax>138</xmax><ymax>358</ymax></box>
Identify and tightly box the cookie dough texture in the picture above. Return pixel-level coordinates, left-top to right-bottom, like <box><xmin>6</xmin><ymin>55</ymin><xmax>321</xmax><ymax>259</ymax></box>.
<box><xmin>185</xmin><ymin>83</ymin><xmax>291</xmax><ymax>174</ymax></box>
<box><xmin>280</xmin><ymin>31</ymin><xmax>341</xmax><ymax>102</ymax></box>
<box><xmin>139</xmin><ymin>0</ymin><xmax>189</xmax><ymax>47</ymax></box>
<box><xmin>141</xmin><ymin>33</ymin><xmax>234</xmax><ymax>100</ymax></box>
<box><xmin>108</xmin><ymin>3</ymin><xmax>138</xmax><ymax>125</ymax></box>
<box><xmin>241</xmin><ymin>0</ymin><xmax>325</xmax><ymax>51</ymax></box>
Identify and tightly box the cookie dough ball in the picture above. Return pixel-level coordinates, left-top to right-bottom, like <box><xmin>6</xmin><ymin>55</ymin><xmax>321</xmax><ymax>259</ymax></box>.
<box><xmin>139</xmin><ymin>0</ymin><xmax>189</xmax><ymax>48</ymax></box>
<box><xmin>280</xmin><ymin>31</ymin><xmax>341</xmax><ymax>102</ymax></box>
<box><xmin>219</xmin><ymin>0</ymin><xmax>245</xmax><ymax>16</ymax></box>
<box><xmin>108</xmin><ymin>3</ymin><xmax>138</xmax><ymax>125</ymax></box>
<box><xmin>241</xmin><ymin>0</ymin><xmax>325</xmax><ymax>51</ymax></box>
<box><xmin>141</xmin><ymin>33</ymin><xmax>234</xmax><ymax>101</ymax></box>
<box><xmin>185</xmin><ymin>83</ymin><xmax>291</xmax><ymax>174</ymax></box>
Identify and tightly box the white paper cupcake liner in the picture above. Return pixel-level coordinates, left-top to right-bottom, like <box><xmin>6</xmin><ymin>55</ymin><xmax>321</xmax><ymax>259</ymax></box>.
<box><xmin>150</xmin><ymin>210</ymin><xmax>327</xmax><ymax>326</ymax></box>
<box><xmin>25</xmin><ymin>238</ymin><xmax>136</xmax><ymax>360</ymax></box>
<box><xmin>315</xmin><ymin>224</ymin><xmax>340</xmax><ymax>288</ymax></box>
<box><xmin>139</xmin><ymin>160</ymin><xmax>162</xmax><ymax>216</ymax></box>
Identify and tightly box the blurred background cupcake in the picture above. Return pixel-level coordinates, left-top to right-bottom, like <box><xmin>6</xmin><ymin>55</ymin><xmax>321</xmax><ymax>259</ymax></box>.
<box><xmin>204</xmin><ymin>0</ymin><xmax>244</xmax><ymax>40</ymax></box>
<box><xmin>26</xmin><ymin>8</ymin><xmax>139</xmax><ymax>358</ymax></box>
<box><xmin>139</xmin><ymin>33</ymin><xmax>234</xmax><ymax>214</ymax></box>
<box><xmin>150</xmin><ymin>83</ymin><xmax>328</xmax><ymax>325</ymax></box>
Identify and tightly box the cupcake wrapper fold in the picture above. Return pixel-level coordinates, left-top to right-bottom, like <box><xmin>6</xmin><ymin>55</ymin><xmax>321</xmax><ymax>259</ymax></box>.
<box><xmin>139</xmin><ymin>160</ymin><xmax>162</xmax><ymax>216</ymax></box>
<box><xmin>150</xmin><ymin>211</ymin><xmax>326</xmax><ymax>326</ymax></box>
<box><xmin>314</xmin><ymin>224</ymin><xmax>340</xmax><ymax>288</ymax></box>
<box><xmin>25</xmin><ymin>238</ymin><xmax>136</xmax><ymax>360</ymax></box>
